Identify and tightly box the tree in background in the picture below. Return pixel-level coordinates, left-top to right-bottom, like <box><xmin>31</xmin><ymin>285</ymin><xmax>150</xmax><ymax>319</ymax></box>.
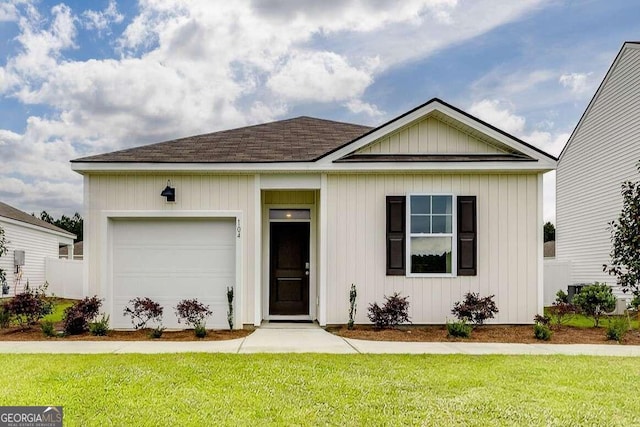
<box><xmin>39</xmin><ymin>211</ymin><xmax>83</xmax><ymax>243</ymax></box>
<box><xmin>604</xmin><ymin>164</ymin><xmax>640</xmax><ymax>297</ymax></box>
<box><xmin>543</xmin><ymin>222</ymin><xmax>555</xmax><ymax>243</ymax></box>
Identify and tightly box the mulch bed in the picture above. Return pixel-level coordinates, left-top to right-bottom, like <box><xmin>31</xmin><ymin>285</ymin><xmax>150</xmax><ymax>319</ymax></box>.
<box><xmin>0</xmin><ymin>327</ymin><xmax>252</xmax><ymax>341</ymax></box>
<box><xmin>329</xmin><ymin>324</ymin><xmax>640</xmax><ymax>345</ymax></box>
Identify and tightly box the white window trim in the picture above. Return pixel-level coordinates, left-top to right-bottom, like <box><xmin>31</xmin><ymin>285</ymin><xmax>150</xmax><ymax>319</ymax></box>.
<box><xmin>406</xmin><ymin>193</ymin><xmax>457</xmax><ymax>278</ymax></box>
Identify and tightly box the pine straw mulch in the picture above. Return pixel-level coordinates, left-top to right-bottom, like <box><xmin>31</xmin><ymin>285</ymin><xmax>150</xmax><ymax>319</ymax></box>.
<box><xmin>329</xmin><ymin>324</ymin><xmax>640</xmax><ymax>345</ymax></box>
<box><xmin>0</xmin><ymin>326</ymin><xmax>252</xmax><ymax>341</ymax></box>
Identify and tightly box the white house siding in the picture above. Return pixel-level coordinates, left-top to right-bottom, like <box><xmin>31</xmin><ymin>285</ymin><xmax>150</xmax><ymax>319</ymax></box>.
<box><xmin>356</xmin><ymin>116</ymin><xmax>507</xmax><ymax>155</ymax></box>
<box><xmin>0</xmin><ymin>219</ymin><xmax>61</xmax><ymax>295</ymax></box>
<box><xmin>84</xmin><ymin>174</ymin><xmax>256</xmax><ymax>324</ymax></box>
<box><xmin>556</xmin><ymin>44</ymin><xmax>640</xmax><ymax>292</ymax></box>
<box><xmin>324</xmin><ymin>173</ymin><xmax>540</xmax><ymax>324</ymax></box>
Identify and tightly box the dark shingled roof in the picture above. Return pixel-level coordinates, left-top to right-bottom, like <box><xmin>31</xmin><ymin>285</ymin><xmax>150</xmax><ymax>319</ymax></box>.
<box><xmin>0</xmin><ymin>202</ymin><xmax>76</xmax><ymax>237</ymax></box>
<box><xmin>73</xmin><ymin>116</ymin><xmax>373</xmax><ymax>163</ymax></box>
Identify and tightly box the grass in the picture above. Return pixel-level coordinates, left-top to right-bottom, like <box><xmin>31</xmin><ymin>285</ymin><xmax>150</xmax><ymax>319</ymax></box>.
<box><xmin>544</xmin><ymin>308</ymin><xmax>640</xmax><ymax>329</ymax></box>
<box><xmin>42</xmin><ymin>298</ymin><xmax>75</xmax><ymax>323</ymax></box>
<box><xmin>0</xmin><ymin>354</ymin><xmax>639</xmax><ymax>426</ymax></box>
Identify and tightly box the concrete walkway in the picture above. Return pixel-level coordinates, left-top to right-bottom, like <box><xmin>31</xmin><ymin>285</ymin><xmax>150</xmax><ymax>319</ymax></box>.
<box><xmin>0</xmin><ymin>323</ymin><xmax>639</xmax><ymax>356</ymax></box>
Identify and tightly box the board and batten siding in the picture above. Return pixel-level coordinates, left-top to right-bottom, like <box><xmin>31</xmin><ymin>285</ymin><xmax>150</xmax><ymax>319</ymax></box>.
<box><xmin>0</xmin><ymin>219</ymin><xmax>62</xmax><ymax>295</ymax></box>
<box><xmin>556</xmin><ymin>44</ymin><xmax>640</xmax><ymax>291</ymax></box>
<box><xmin>324</xmin><ymin>173</ymin><xmax>540</xmax><ymax>324</ymax></box>
<box><xmin>356</xmin><ymin>116</ymin><xmax>508</xmax><ymax>155</ymax></box>
<box><xmin>85</xmin><ymin>174</ymin><xmax>256</xmax><ymax>323</ymax></box>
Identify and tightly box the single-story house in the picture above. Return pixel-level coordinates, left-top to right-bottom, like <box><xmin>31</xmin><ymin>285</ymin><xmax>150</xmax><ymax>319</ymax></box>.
<box><xmin>0</xmin><ymin>201</ymin><xmax>76</xmax><ymax>296</ymax></box>
<box><xmin>556</xmin><ymin>41</ymin><xmax>640</xmax><ymax>301</ymax></box>
<box><xmin>71</xmin><ymin>98</ymin><xmax>556</xmax><ymax>329</ymax></box>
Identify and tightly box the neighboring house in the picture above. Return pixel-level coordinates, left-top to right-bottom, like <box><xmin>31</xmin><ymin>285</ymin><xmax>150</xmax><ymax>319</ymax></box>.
<box><xmin>71</xmin><ymin>98</ymin><xmax>556</xmax><ymax>329</ymax></box>
<box><xmin>556</xmin><ymin>41</ymin><xmax>640</xmax><ymax>301</ymax></box>
<box><xmin>0</xmin><ymin>202</ymin><xmax>76</xmax><ymax>296</ymax></box>
<box><xmin>59</xmin><ymin>241</ymin><xmax>83</xmax><ymax>260</ymax></box>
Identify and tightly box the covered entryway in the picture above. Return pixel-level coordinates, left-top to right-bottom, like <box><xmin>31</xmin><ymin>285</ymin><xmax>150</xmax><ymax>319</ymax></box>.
<box><xmin>110</xmin><ymin>218</ymin><xmax>236</xmax><ymax>329</ymax></box>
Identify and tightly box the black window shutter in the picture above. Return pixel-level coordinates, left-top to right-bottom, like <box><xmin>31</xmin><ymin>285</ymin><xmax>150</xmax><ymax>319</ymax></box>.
<box><xmin>457</xmin><ymin>196</ymin><xmax>477</xmax><ymax>276</ymax></box>
<box><xmin>386</xmin><ymin>196</ymin><xmax>405</xmax><ymax>275</ymax></box>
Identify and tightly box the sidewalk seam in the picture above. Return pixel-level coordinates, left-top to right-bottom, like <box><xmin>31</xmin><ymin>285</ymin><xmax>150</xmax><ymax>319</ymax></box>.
<box><xmin>340</xmin><ymin>337</ymin><xmax>361</xmax><ymax>354</ymax></box>
<box><xmin>236</xmin><ymin>336</ymin><xmax>247</xmax><ymax>354</ymax></box>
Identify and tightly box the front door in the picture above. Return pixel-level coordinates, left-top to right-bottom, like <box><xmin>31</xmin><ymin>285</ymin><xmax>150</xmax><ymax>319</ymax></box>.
<box><xmin>269</xmin><ymin>222</ymin><xmax>310</xmax><ymax>315</ymax></box>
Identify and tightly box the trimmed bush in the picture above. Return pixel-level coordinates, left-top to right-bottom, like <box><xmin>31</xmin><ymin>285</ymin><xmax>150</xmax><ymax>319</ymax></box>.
<box><xmin>0</xmin><ymin>305</ymin><xmax>10</xmax><ymax>329</ymax></box>
<box><xmin>89</xmin><ymin>314</ymin><xmax>110</xmax><ymax>336</ymax></box>
<box><xmin>547</xmin><ymin>290</ymin><xmax>576</xmax><ymax>327</ymax></box>
<box><xmin>451</xmin><ymin>293</ymin><xmax>499</xmax><ymax>326</ymax></box>
<box><xmin>63</xmin><ymin>296</ymin><xmax>102</xmax><ymax>335</ymax></box>
<box><xmin>194</xmin><ymin>325</ymin><xmax>207</xmax><ymax>338</ymax></box>
<box><xmin>3</xmin><ymin>283</ymin><xmax>53</xmax><ymax>328</ymax></box>
<box><xmin>175</xmin><ymin>299</ymin><xmax>212</xmax><ymax>336</ymax></box>
<box><xmin>123</xmin><ymin>297</ymin><xmax>164</xmax><ymax>330</ymax></box>
<box><xmin>367</xmin><ymin>293</ymin><xmax>410</xmax><ymax>329</ymax></box>
<box><xmin>572</xmin><ymin>283</ymin><xmax>616</xmax><ymax>327</ymax></box>
<box><xmin>149</xmin><ymin>327</ymin><xmax>164</xmax><ymax>339</ymax></box>
<box><xmin>605</xmin><ymin>316</ymin><xmax>629</xmax><ymax>342</ymax></box>
<box><xmin>533</xmin><ymin>323</ymin><xmax>552</xmax><ymax>341</ymax></box>
<box><xmin>41</xmin><ymin>320</ymin><xmax>56</xmax><ymax>337</ymax></box>
<box><xmin>446</xmin><ymin>320</ymin><xmax>472</xmax><ymax>338</ymax></box>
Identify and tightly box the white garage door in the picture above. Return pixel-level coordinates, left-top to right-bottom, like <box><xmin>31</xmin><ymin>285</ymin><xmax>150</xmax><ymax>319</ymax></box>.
<box><xmin>111</xmin><ymin>218</ymin><xmax>236</xmax><ymax>329</ymax></box>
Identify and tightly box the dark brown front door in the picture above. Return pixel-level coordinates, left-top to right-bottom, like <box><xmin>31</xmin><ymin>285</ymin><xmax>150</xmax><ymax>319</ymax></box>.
<box><xmin>269</xmin><ymin>222</ymin><xmax>310</xmax><ymax>315</ymax></box>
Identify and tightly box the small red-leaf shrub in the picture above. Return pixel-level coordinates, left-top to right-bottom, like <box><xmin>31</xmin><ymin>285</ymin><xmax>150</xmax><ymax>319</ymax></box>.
<box><xmin>547</xmin><ymin>290</ymin><xmax>576</xmax><ymax>327</ymax></box>
<box><xmin>367</xmin><ymin>293</ymin><xmax>410</xmax><ymax>329</ymax></box>
<box><xmin>175</xmin><ymin>299</ymin><xmax>212</xmax><ymax>329</ymax></box>
<box><xmin>63</xmin><ymin>296</ymin><xmax>102</xmax><ymax>335</ymax></box>
<box><xmin>451</xmin><ymin>292</ymin><xmax>499</xmax><ymax>326</ymax></box>
<box><xmin>123</xmin><ymin>297</ymin><xmax>164</xmax><ymax>330</ymax></box>
<box><xmin>3</xmin><ymin>283</ymin><xmax>53</xmax><ymax>328</ymax></box>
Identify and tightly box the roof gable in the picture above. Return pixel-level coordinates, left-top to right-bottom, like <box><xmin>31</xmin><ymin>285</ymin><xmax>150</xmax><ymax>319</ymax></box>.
<box><xmin>559</xmin><ymin>41</ymin><xmax>640</xmax><ymax>161</ymax></box>
<box><xmin>319</xmin><ymin>98</ymin><xmax>557</xmax><ymax>167</ymax></box>
<box><xmin>0</xmin><ymin>202</ymin><xmax>75</xmax><ymax>237</ymax></box>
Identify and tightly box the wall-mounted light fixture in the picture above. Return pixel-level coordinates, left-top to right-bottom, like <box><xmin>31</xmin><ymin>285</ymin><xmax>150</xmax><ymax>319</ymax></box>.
<box><xmin>161</xmin><ymin>180</ymin><xmax>176</xmax><ymax>202</ymax></box>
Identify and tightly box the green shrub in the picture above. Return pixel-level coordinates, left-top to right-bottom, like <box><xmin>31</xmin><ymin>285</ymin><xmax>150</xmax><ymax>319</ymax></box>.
<box><xmin>451</xmin><ymin>292</ymin><xmax>499</xmax><ymax>326</ymax></box>
<box><xmin>194</xmin><ymin>325</ymin><xmax>207</xmax><ymax>338</ymax></box>
<box><xmin>149</xmin><ymin>327</ymin><xmax>164</xmax><ymax>339</ymax></box>
<box><xmin>41</xmin><ymin>320</ymin><xmax>56</xmax><ymax>337</ymax></box>
<box><xmin>367</xmin><ymin>293</ymin><xmax>410</xmax><ymax>329</ymax></box>
<box><xmin>226</xmin><ymin>286</ymin><xmax>234</xmax><ymax>331</ymax></box>
<box><xmin>605</xmin><ymin>316</ymin><xmax>629</xmax><ymax>342</ymax></box>
<box><xmin>0</xmin><ymin>305</ymin><xmax>10</xmax><ymax>329</ymax></box>
<box><xmin>63</xmin><ymin>296</ymin><xmax>102</xmax><ymax>335</ymax></box>
<box><xmin>572</xmin><ymin>283</ymin><xmax>616</xmax><ymax>327</ymax></box>
<box><xmin>89</xmin><ymin>314</ymin><xmax>110</xmax><ymax>336</ymax></box>
<box><xmin>533</xmin><ymin>323</ymin><xmax>552</xmax><ymax>341</ymax></box>
<box><xmin>348</xmin><ymin>284</ymin><xmax>357</xmax><ymax>330</ymax></box>
<box><xmin>446</xmin><ymin>320</ymin><xmax>472</xmax><ymax>338</ymax></box>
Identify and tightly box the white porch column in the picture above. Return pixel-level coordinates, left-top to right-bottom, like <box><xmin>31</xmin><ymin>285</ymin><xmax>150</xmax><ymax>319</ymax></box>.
<box><xmin>318</xmin><ymin>173</ymin><xmax>328</xmax><ymax>326</ymax></box>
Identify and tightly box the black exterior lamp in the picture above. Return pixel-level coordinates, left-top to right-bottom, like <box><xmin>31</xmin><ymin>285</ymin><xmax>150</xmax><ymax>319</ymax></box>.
<box><xmin>161</xmin><ymin>180</ymin><xmax>176</xmax><ymax>202</ymax></box>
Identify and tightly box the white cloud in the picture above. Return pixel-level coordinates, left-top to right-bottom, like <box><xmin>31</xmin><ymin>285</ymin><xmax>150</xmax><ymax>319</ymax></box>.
<box><xmin>267</xmin><ymin>51</ymin><xmax>374</xmax><ymax>102</ymax></box>
<box><xmin>0</xmin><ymin>0</ymin><xmax>549</xmax><ymax>214</ymax></box>
<box><xmin>559</xmin><ymin>72</ymin><xmax>594</xmax><ymax>94</ymax></box>
<box><xmin>82</xmin><ymin>0</ymin><xmax>124</xmax><ymax>33</ymax></box>
<box><xmin>469</xmin><ymin>99</ymin><xmax>525</xmax><ymax>134</ymax></box>
<box><xmin>345</xmin><ymin>99</ymin><xmax>384</xmax><ymax>118</ymax></box>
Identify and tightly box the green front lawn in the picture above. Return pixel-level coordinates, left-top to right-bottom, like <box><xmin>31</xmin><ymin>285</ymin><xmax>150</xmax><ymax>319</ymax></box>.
<box><xmin>0</xmin><ymin>354</ymin><xmax>638</xmax><ymax>425</ymax></box>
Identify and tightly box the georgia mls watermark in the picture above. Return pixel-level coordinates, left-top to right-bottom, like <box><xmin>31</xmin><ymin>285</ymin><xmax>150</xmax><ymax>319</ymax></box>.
<box><xmin>0</xmin><ymin>406</ymin><xmax>63</xmax><ymax>427</ymax></box>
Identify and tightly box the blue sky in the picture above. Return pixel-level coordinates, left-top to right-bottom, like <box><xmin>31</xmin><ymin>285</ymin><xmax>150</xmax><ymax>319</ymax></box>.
<box><xmin>0</xmin><ymin>0</ymin><xmax>638</xmax><ymax>221</ymax></box>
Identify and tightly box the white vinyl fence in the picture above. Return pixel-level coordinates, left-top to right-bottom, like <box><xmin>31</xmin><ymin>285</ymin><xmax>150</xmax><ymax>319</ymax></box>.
<box><xmin>45</xmin><ymin>258</ymin><xmax>84</xmax><ymax>299</ymax></box>
<box><xmin>543</xmin><ymin>260</ymin><xmax>570</xmax><ymax>306</ymax></box>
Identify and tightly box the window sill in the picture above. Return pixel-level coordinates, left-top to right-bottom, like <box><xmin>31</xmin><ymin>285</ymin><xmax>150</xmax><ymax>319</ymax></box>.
<box><xmin>406</xmin><ymin>273</ymin><xmax>457</xmax><ymax>278</ymax></box>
